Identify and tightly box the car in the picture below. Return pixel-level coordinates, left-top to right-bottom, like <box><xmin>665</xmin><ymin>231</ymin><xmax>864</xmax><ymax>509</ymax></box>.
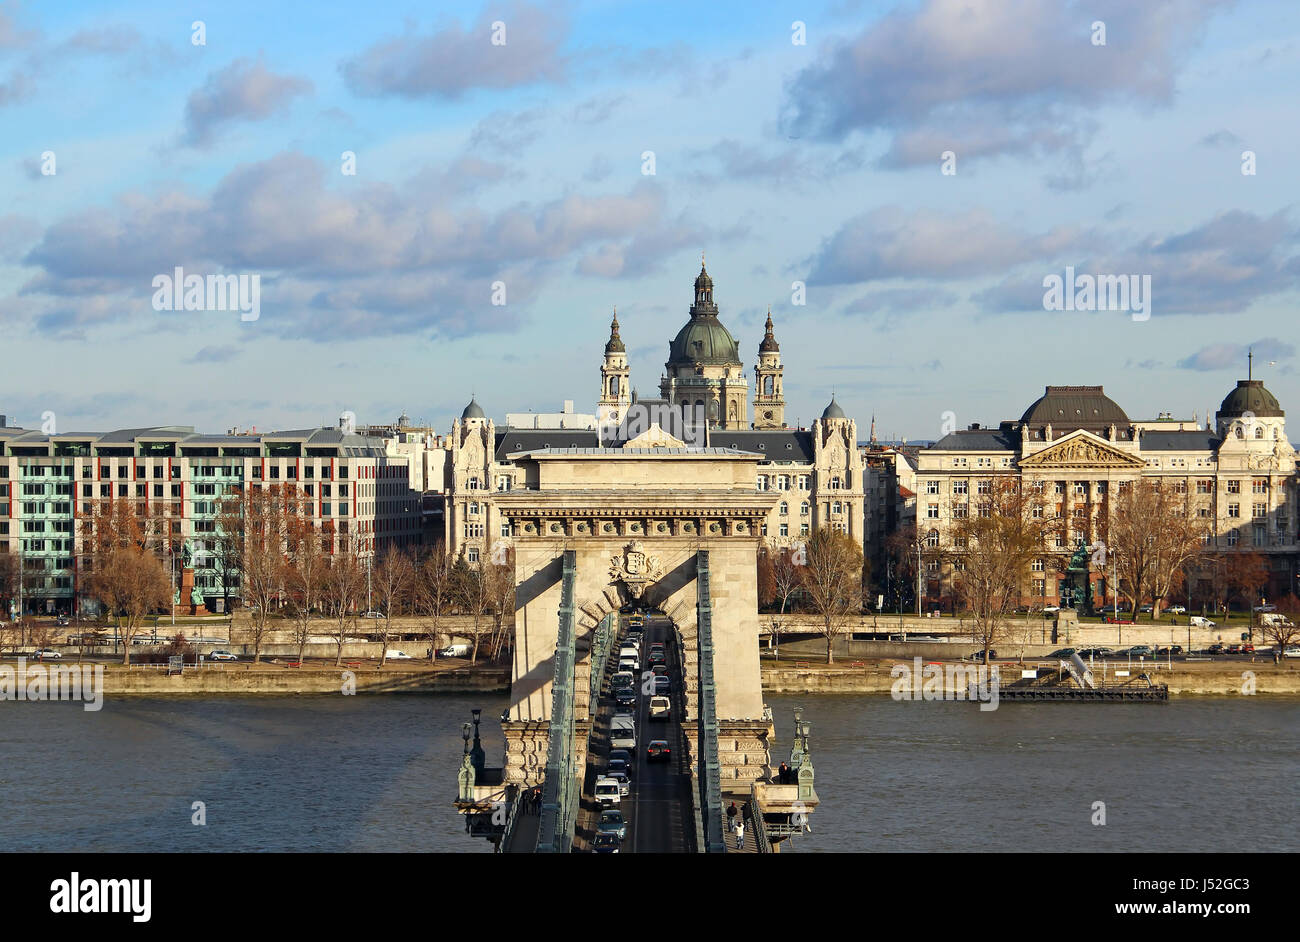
<box><xmin>1047</xmin><ymin>648</ymin><xmax>1077</xmax><ymax>659</ymax></box>
<box><xmin>386</xmin><ymin>650</ymin><xmax>412</xmax><ymax>660</ymax></box>
<box><xmin>438</xmin><ymin>643</ymin><xmax>471</xmax><ymax>658</ymax></box>
<box><xmin>1166</xmin><ymin>605</ymin><xmax>1187</xmax><ymax>615</ymax></box>
<box><xmin>1078</xmin><ymin>647</ymin><xmax>1116</xmax><ymax>659</ymax></box>
<box><xmin>1125</xmin><ymin>645</ymin><xmax>1153</xmax><ymax>657</ymax></box>
<box><xmin>1252</xmin><ymin>604</ymin><xmax>1277</xmax><ymax>613</ymax></box>
<box><xmin>1042</xmin><ymin>605</ymin><xmax>1061</xmax><ymax>614</ymax></box>
<box><xmin>32</xmin><ymin>649</ymin><xmax>61</xmax><ymax>659</ymax></box>
<box><xmin>614</xmin><ymin>688</ymin><xmax>637</xmax><ymax>708</ymax></box>
<box><xmin>608</xmin><ymin>749</ymin><xmax>633</xmax><ymax>769</ymax></box>
<box><xmin>594</xmin><ymin>777</ymin><xmax>622</xmax><ymax>806</ymax></box>
<box><xmin>1138</xmin><ymin>604</ymin><xmax>1154</xmax><ymax>614</ymax></box>
<box><xmin>1225</xmin><ymin>644</ymin><xmax>1242</xmax><ymax>655</ymax></box>
<box><xmin>647</xmin><ymin>652</ymin><xmax>667</xmax><ymax>667</ymax></box>
<box><xmin>592</xmin><ymin>832</ymin><xmax>622</xmax><ymax>854</ymax></box>
<box><xmin>56</xmin><ymin>614</ymin><xmax>70</xmax><ymax>627</ymax></box>
<box><xmin>605</xmin><ymin>757</ymin><xmax>631</xmax><ymax>779</ymax></box>
<box><xmin>1206</xmin><ymin>644</ymin><xmax>1226</xmax><ymax>656</ymax></box>
<box><xmin>651</xmin><ymin>663</ymin><xmax>670</xmax><ymax>677</ymax></box>
<box><xmin>646</xmin><ymin>740</ymin><xmax>671</xmax><ymax>762</ymax></box>
<box><xmin>649</xmin><ymin>642</ymin><xmax>665</xmax><ymax>653</ymax></box>
<box><xmin>652</xmin><ymin>676</ymin><xmax>671</xmax><ymax>694</ymax></box>
<box><xmin>1155</xmin><ymin>645</ymin><xmax>1184</xmax><ymax>657</ymax></box>
<box><xmin>611</xmin><ymin>671</ymin><xmax>635</xmax><ymax>690</ymax></box>
<box><xmin>1283</xmin><ymin>646</ymin><xmax>1300</xmax><ymax>659</ymax></box>
<box><xmin>605</xmin><ymin>771</ymin><xmax>631</xmax><ymax>796</ymax></box>
<box><xmin>968</xmin><ymin>649</ymin><xmax>997</xmax><ymax>661</ymax></box>
<box><xmin>618</xmin><ymin>656</ymin><xmax>639</xmax><ymax>673</ymax></box>
<box><xmin>208</xmin><ymin>650</ymin><xmax>239</xmax><ymax>661</ymax></box>
<box><xmin>360</xmin><ymin>611</ymin><xmax>386</xmax><ymax>619</ymax></box>
<box><xmin>1241</xmin><ymin>643</ymin><xmax>1255</xmax><ymax>654</ymax></box>
<box><xmin>649</xmin><ymin>695</ymin><xmax>671</xmax><ymax>720</ymax></box>
<box><xmin>596</xmin><ymin>810</ymin><xmax>627</xmax><ymax>841</ymax></box>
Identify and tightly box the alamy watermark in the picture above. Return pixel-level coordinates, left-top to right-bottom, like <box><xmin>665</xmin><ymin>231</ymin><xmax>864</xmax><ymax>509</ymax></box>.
<box><xmin>597</xmin><ymin>401</ymin><xmax>708</xmax><ymax>447</ymax></box>
<box><xmin>890</xmin><ymin>656</ymin><xmax>1000</xmax><ymax>711</ymax></box>
<box><xmin>1</xmin><ymin>658</ymin><xmax>104</xmax><ymax>711</ymax></box>
<box><xmin>1042</xmin><ymin>266</ymin><xmax>1150</xmax><ymax>321</ymax></box>
<box><xmin>152</xmin><ymin>266</ymin><xmax>260</xmax><ymax>321</ymax></box>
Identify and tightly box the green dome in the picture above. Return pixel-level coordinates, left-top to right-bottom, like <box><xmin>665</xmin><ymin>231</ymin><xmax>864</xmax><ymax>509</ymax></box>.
<box><xmin>668</xmin><ymin>316</ymin><xmax>741</xmax><ymax>366</ymax></box>
<box><xmin>1219</xmin><ymin>380</ymin><xmax>1283</xmax><ymax>418</ymax></box>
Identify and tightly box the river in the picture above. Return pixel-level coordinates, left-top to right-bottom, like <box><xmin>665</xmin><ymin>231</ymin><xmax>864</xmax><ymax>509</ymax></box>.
<box><xmin>0</xmin><ymin>694</ymin><xmax>1294</xmax><ymax>852</ymax></box>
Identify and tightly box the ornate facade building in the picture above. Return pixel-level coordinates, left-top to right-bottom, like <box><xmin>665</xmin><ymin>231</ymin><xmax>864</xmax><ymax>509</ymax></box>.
<box><xmin>438</xmin><ymin>262</ymin><xmax>865</xmax><ymax>562</ymax></box>
<box><xmin>914</xmin><ymin>378</ymin><xmax>1300</xmax><ymax>607</ymax></box>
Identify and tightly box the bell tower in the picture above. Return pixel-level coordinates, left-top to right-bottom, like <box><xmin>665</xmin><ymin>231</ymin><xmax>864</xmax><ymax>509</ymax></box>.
<box><xmin>598</xmin><ymin>308</ymin><xmax>631</xmax><ymax>428</ymax></box>
<box><xmin>753</xmin><ymin>308</ymin><xmax>785</xmax><ymax>429</ymax></box>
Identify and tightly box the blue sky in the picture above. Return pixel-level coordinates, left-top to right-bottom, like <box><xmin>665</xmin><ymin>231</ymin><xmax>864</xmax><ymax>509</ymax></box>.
<box><xmin>1</xmin><ymin>0</ymin><xmax>1297</xmax><ymax>439</ymax></box>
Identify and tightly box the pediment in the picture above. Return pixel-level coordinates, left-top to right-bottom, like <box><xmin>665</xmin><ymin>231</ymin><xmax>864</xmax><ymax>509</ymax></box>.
<box><xmin>1019</xmin><ymin>431</ymin><xmax>1144</xmax><ymax>469</ymax></box>
<box><xmin>624</xmin><ymin>423</ymin><xmax>688</xmax><ymax>449</ymax></box>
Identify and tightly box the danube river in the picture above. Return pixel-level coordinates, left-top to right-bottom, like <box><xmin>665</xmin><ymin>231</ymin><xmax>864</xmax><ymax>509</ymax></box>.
<box><xmin>1</xmin><ymin>694</ymin><xmax>1295</xmax><ymax>852</ymax></box>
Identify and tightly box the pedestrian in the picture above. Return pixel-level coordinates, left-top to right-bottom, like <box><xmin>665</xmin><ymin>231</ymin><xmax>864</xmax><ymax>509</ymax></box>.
<box><xmin>779</xmin><ymin>762</ymin><xmax>789</xmax><ymax>784</ymax></box>
<box><xmin>727</xmin><ymin>802</ymin><xmax>737</xmax><ymax>827</ymax></box>
<box><xmin>735</xmin><ymin>819</ymin><xmax>745</xmax><ymax>849</ymax></box>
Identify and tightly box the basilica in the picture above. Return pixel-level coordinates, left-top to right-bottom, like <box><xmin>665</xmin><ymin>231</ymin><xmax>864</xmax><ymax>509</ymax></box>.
<box><xmin>440</xmin><ymin>262</ymin><xmax>865</xmax><ymax>563</ymax></box>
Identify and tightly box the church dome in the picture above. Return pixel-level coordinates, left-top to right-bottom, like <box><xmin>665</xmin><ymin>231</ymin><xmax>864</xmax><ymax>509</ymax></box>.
<box><xmin>1218</xmin><ymin>380</ymin><xmax>1283</xmax><ymax>418</ymax></box>
<box><xmin>461</xmin><ymin>398</ymin><xmax>485</xmax><ymax>420</ymax></box>
<box><xmin>821</xmin><ymin>396</ymin><xmax>846</xmax><ymax>420</ymax></box>
<box><xmin>1020</xmin><ymin>385</ymin><xmax>1128</xmax><ymax>430</ymax></box>
<box><xmin>668</xmin><ymin>317</ymin><xmax>741</xmax><ymax>365</ymax></box>
<box><xmin>759</xmin><ymin>310</ymin><xmax>779</xmax><ymax>353</ymax></box>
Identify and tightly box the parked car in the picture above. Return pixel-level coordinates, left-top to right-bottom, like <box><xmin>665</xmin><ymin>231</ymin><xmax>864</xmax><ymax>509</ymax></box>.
<box><xmin>597</xmin><ymin>810</ymin><xmax>627</xmax><ymax>841</ymax></box>
<box><xmin>1138</xmin><ymin>604</ymin><xmax>1154</xmax><ymax>614</ymax></box>
<box><xmin>592</xmin><ymin>832</ymin><xmax>622</xmax><ymax>854</ymax></box>
<box><xmin>208</xmin><ymin>650</ymin><xmax>239</xmax><ymax>661</ymax></box>
<box><xmin>1241</xmin><ymin>643</ymin><xmax>1256</xmax><ymax>654</ymax></box>
<box><xmin>1225</xmin><ymin>644</ymin><xmax>1243</xmax><ymax>655</ymax></box>
<box><xmin>1042</xmin><ymin>605</ymin><xmax>1061</xmax><ymax>614</ymax></box>
<box><xmin>1166</xmin><ymin>605</ymin><xmax>1187</xmax><ymax>615</ymax></box>
<box><xmin>968</xmin><ymin>649</ymin><xmax>997</xmax><ymax>661</ymax></box>
<box><xmin>360</xmin><ymin>611</ymin><xmax>385</xmax><ymax>619</ymax></box>
<box><xmin>1078</xmin><ymin>647</ymin><xmax>1116</xmax><ymax>659</ymax></box>
<box><xmin>1282</xmin><ymin>646</ymin><xmax>1300</xmax><ymax>659</ymax></box>
<box><xmin>1047</xmin><ymin>648</ymin><xmax>1077</xmax><ymax>658</ymax></box>
<box><xmin>1125</xmin><ymin>645</ymin><xmax>1154</xmax><ymax>658</ymax></box>
<box><xmin>386</xmin><ymin>650</ymin><xmax>413</xmax><ymax>660</ymax></box>
<box><xmin>1188</xmin><ymin>616</ymin><xmax>1216</xmax><ymax>628</ymax></box>
<box><xmin>605</xmin><ymin>757</ymin><xmax>630</xmax><ymax>779</ymax></box>
<box><xmin>1206</xmin><ymin>644</ymin><xmax>1226</xmax><ymax>656</ymax></box>
<box><xmin>1155</xmin><ymin>645</ymin><xmax>1184</xmax><ymax>657</ymax></box>
<box><xmin>33</xmin><ymin>649</ymin><xmax>61</xmax><ymax>660</ymax></box>
<box><xmin>646</xmin><ymin>740</ymin><xmax>672</xmax><ymax>762</ymax></box>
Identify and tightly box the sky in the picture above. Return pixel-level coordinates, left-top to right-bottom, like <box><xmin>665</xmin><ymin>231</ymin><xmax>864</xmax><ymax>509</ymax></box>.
<box><xmin>0</xmin><ymin>0</ymin><xmax>1297</xmax><ymax>440</ymax></box>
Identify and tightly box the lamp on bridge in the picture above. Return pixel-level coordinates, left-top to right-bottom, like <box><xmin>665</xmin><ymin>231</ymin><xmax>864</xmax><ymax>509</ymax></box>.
<box><xmin>457</xmin><ymin>721</ymin><xmax>476</xmax><ymax>805</ymax></box>
<box><xmin>470</xmin><ymin>708</ymin><xmax>486</xmax><ymax>777</ymax></box>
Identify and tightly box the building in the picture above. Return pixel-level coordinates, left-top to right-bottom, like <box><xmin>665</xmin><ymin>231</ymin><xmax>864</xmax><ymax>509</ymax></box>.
<box><xmin>437</xmin><ymin>262</ymin><xmax>865</xmax><ymax>563</ymax></box>
<box><xmin>0</xmin><ymin>418</ymin><xmax>423</xmax><ymax>616</ymax></box>
<box><xmin>913</xmin><ymin>375</ymin><xmax>1299</xmax><ymax>609</ymax></box>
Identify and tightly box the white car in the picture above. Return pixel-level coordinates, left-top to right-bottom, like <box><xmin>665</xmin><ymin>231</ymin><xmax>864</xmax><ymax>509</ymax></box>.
<box><xmin>33</xmin><ymin>649</ymin><xmax>61</xmax><ymax>659</ymax></box>
<box><xmin>387</xmin><ymin>650</ymin><xmax>413</xmax><ymax>660</ymax></box>
<box><xmin>1166</xmin><ymin>605</ymin><xmax>1187</xmax><ymax>615</ymax></box>
<box><xmin>1042</xmin><ymin>605</ymin><xmax>1061</xmax><ymax>614</ymax></box>
<box><xmin>1282</xmin><ymin>646</ymin><xmax>1300</xmax><ymax>659</ymax></box>
<box><xmin>208</xmin><ymin>650</ymin><xmax>239</xmax><ymax>661</ymax></box>
<box><xmin>360</xmin><ymin>611</ymin><xmax>386</xmax><ymax>619</ymax></box>
<box><xmin>594</xmin><ymin>776</ymin><xmax>622</xmax><ymax>806</ymax></box>
<box><xmin>605</xmin><ymin>771</ymin><xmax>631</xmax><ymax>796</ymax></box>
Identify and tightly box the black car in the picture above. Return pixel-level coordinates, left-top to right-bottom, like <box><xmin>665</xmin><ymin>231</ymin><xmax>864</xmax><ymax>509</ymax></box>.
<box><xmin>1047</xmin><ymin>648</ymin><xmax>1078</xmax><ymax>658</ymax></box>
<box><xmin>593</xmin><ymin>832</ymin><xmax>621</xmax><ymax>853</ymax></box>
<box><xmin>648</xmin><ymin>652</ymin><xmax>667</xmax><ymax>667</ymax></box>
<box><xmin>609</xmin><ymin>748</ymin><xmax>633</xmax><ymax>769</ymax></box>
<box><xmin>606</xmin><ymin>757</ymin><xmax>630</xmax><ymax>778</ymax></box>
<box><xmin>651</xmin><ymin>663</ymin><xmax>669</xmax><ymax>676</ymax></box>
<box><xmin>968</xmin><ymin>649</ymin><xmax>997</xmax><ymax>660</ymax></box>
<box><xmin>646</xmin><ymin>740</ymin><xmax>671</xmax><ymax>762</ymax></box>
<box><xmin>1206</xmin><ymin>644</ymin><xmax>1225</xmax><ymax>655</ymax></box>
<box><xmin>614</xmin><ymin>688</ymin><xmax>636</xmax><ymax>708</ymax></box>
<box><xmin>1155</xmin><ymin>645</ymin><xmax>1184</xmax><ymax>656</ymax></box>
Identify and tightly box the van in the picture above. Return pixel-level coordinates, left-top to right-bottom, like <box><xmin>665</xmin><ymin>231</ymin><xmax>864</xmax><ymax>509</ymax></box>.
<box><xmin>1260</xmin><ymin>613</ymin><xmax>1294</xmax><ymax>628</ymax></box>
<box><xmin>610</xmin><ymin>717</ymin><xmax>636</xmax><ymax>751</ymax></box>
<box><xmin>611</xmin><ymin>671</ymin><xmax>635</xmax><ymax>690</ymax></box>
<box><xmin>439</xmin><ymin>643</ymin><xmax>471</xmax><ymax>658</ymax></box>
<box><xmin>1188</xmin><ymin>616</ymin><xmax>1216</xmax><ymax>629</ymax></box>
<box><xmin>649</xmin><ymin>696</ymin><xmax>671</xmax><ymax>721</ymax></box>
<box><xmin>594</xmin><ymin>777</ymin><xmax>622</xmax><ymax>806</ymax></box>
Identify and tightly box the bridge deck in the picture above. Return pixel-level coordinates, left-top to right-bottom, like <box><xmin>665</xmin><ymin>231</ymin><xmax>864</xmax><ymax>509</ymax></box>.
<box><xmin>579</xmin><ymin>614</ymin><xmax>696</xmax><ymax>853</ymax></box>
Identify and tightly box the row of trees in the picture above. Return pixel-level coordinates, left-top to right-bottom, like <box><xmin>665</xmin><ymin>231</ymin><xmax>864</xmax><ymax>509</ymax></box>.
<box><xmin>758</xmin><ymin>531</ymin><xmax>866</xmax><ymax>664</ymax></box>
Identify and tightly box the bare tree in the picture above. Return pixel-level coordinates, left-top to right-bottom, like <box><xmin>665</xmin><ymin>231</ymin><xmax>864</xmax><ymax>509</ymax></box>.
<box><xmin>1257</xmin><ymin>615</ymin><xmax>1300</xmax><ymax>663</ymax></box>
<box><xmin>950</xmin><ymin>478</ymin><xmax>1058</xmax><ymax>664</ymax></box>
<box><xmin>231</xmin><ymin>485</ymin><xmax>304</xmax><ymax>662</ymax></box>
<box><xmin>416</xmin><ymin>546</ymin><xmax>455</xmax><ymax>660</ymax></box>
<box><xmin>770</xmin><ymin>546</ymin><xmax>802</xmax><ymax>615</ymax></box>
<box><xmin>322</xmin><ymin>547</ymin><xmax>365</xmax><ymax>667</ymax></box>
<box><xmin>84</xmin><ymin>548</ymin><xmax>173</xmax><ymax>665</ymax></box>
<box><xmin>284</xmin><ymin>518</ymin><xmax>327</xmax><ymax>664</ymax></box>
<box><xmin>1224</xmin><ymin>551</ymin><xmax>1270</xmax><ymax>612</ymax></box>
<box><xmin>484</xmin><ymin>547</ymin><xmax>516</xmax><ymax>664</ymax></box>
<box><xmin>1108</xmin><ymin>480</ymin><xmax>1204</xmax><ymax>618</ymax></box>
<box><xmin>455</xmin><ymin>552</ymin><xmax>491</xmax><ymax>665</ymax></box>
<box><xmin>799</xmin><ymin>530</ymin><xmax>863</xmax><ymax>664</ymax></box>
<box><xmin>372</xmin><ymin>548</ymin><xmax>415</xmax><ymax>666</ymax></box>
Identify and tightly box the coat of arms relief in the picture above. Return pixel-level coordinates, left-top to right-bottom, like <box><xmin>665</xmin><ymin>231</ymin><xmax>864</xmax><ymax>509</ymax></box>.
<box><xmin>609</xmin><ymin>540</ymin><xmax>664</xmax><ymax>598</ymax></box>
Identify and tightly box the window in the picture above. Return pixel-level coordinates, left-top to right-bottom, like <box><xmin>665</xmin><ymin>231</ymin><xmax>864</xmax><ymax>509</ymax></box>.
<box><xmin>1253</xmin><ymin>502</ymin><xmax>1267</xmax><ymax>519</ymax></box>
<box><xmin>953</xmin><ymin>559</ymin><xmax>966</xmax><ymax>572</ymax></box>
<box><xmin>925</xmin><ymin>529</ymin><xmax>939</xmax><ymax>548</ymax></box>
<box><xmin>798</xmin><ymin>475</ymin><xmax>809</xmax><ymax>490</ymax></box>
<box><xmin>830</xmin><ymin>476</ymin><xmax>842</xmax><ymax>489</ymax></box>
<box><xmin>117</xmin><ymin>484</ymin><xmax>128</xmax><ymax>497</ymax></box>
<box><xmin>500</xmin><ymin>522</ymin><xmax>511</xmax><ymax>537</ymax></box>
<box><xmin>1227</xmin><ymin>480</ymin><xmax>1241</xmax><ymax>494</ymax></box>
<box><xmin>1253</xmin><ymin>526</ymin><xmax>1267</xmax><ymax>546</ymax></box>
<box><xmin>757</xmin><ymin>476</ymin><xmax>767</xmax><ymax>491</ymax></box>
<box><xmin>832</xmin><ymin>501</ymin><xmax>842</xmax><ymax>514</ymax></box>
<box><xmin>925</xmin><ymin>480</ymin><xmax>940</xmax><ymax>495</ymax></box>
<box><xmin>171</xmin><ymin>484</ymin><xmax>181</xmax><ymax>497</ymax></box>
<box><xmin>952</xmin><ymin>503</ymin><xmax>968</xmax><ymax>519</ymax></box>
<box><xmin>1255</xmin><ymin>426</ymin><xmax>1264</xmax><ymax>439</ymax></box>
<box><xmin>953</xmin><ymin>480</ymin><xmax>968</xmax><ymax>495</ymax></box>
<box><xmin>779</xmin><ymin>501</ymin><xmax>789</xmax><ymax>515</ymax></box>
<box><xmin>1032</xmin><ymin>558</ymin><xmax>1044</xmax><ymax>572</ymax></box>
<box><xmin>468</xmin><ymin>476</ymin><xmax>480</xmax><ymax>490</ymax></box>
<box><xmin>800</xmin><ymin>501</ymin><xmax>810</xmax><ymax>516</ymax></box>
<box><xmin>82</xmin><ymin>484</ymin><xmax>92</xmax><ymax>497</ymax></box>
<box><xmin>952</xmin><ymin>457</ymin><xmax>967</xmax><ymax>468</ymax></box>
<box><xmin>270</xmin><ymin>466</ymin><xmax>280</xmax><ymax>480</ymax></box>
<box><xmin>1054</xmin><ymin>482</ymin><xmax>1066</xmax><ymax>495</ymax></box>
<box><xmin>977</xmin><ymin>480</ymin><xmax>990</xmax><ymax>496</ymax></box>
<box><xmin>1032</xmin><ymin>578</ymin><xmax>1045</xmax><ymax>596</ymax></box>
<box><xmin>322</xmin><ymin>503</ymin><xmax>332</xmax><ymax>515</ymax></box>
<box><xmin>1226</xmin><ymin>531</ymin><xmax>1239</xmax><ymax>546</ymax></box>
<box><xmin>1228</xmin><ymin>503</ymin><xmax>1240</xmax><ymax>518</ymax></box>
<box><xmin>1202</xmin><ymin>532</ymin><xmax>1214</xmax><ymax>547</ymax></box>
<box><xmin>800</xmin><ymin>522</ymin><xmax>809</xmax><ymax>535</ymax></box>
<box><xmin>1031</xmin><ymin>505</ymin><xmax>1044</xmax><ymax>519</ymax></box>
<box><xmin>1055</xmin><ymin>533</ymin><xmax>1066</xmax><ymax>548</ymax></box>
<box><xmin>468</xmin><ymin>502</ymin><xmax>480</xmax><ymax>515</ymax></box>
<box><xmin>779</xmin><ymin>523</ymin><xmax>789</xmax><ymax>537</ymax></box>
<box><xmin>1197</xmin><ymin>479</ymin><xmax>1212</xmax><ymax>494</ymax></box>
<box><xmin>1252</xmin><ymin>479</ymin><xmax>1267</xmax><ymax>494</ymax></box>
<box><xmin>467</xmin><ymin>547</ymin><xmax>480</xmax><ymax>563</ymax></box>
<box><xmin>776</xmin><ymin>475</ymin><xmax>789</xmax><ymax>490</ymax></box>
<box><xmin>497</xmin><ymin>476</ymin><xmax>512</xmax><ymax>491</ymax></box>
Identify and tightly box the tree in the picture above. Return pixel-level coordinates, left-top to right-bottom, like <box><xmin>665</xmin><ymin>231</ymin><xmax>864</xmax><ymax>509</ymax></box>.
<box><xmin>1256</xmin><ymin>613</ymin><xmax>1300</xmax><ymax>663</ymax></box>
<box><xmin>455</xmin><ymin>552</ymin><xmax>492</xmax><ymax>665</ymax></box>
<box><xmin>757</xmin><ymin>547</ymin><xmax>777</xmax><ymax>611</ymax></box>
<box><xmin>1224</xmin><ymin>551</ymin><xmax>1269</xmax><ymax>612</ymax></box>
<box><xmin>230</xmin><ymin>484</ymin><xmax>304</xmax><ymax>662</ymax></box>
<box><xmin>771</xmin><ymin>547</ymin><xmax>802</xmax><ymax>615</ymax></box>
<box><xmin>1107</xmin><ymin>480</ymin><xmax>1206</xmax><ymax>619</ymax></box>
<box><xmin>483</xmin><ymin>548</ymin><xmax>516</xmax><ymax>664</ymax></box>
<box><xmin>885</xmin><ymin>522</ymin><xmax>919</xmax><ymax>612</ymax></box>
<box><xmin>322</xmin><ymin>547</ymin><xmax>365</xmax><ymax>667</ymax></box>
<box><xmin>799</xmin><ymin>530</ymin><xmax>863</xmax><ymax>664</ymax></box>
<box><xmin>0</xmin><ymin>551</ymin><xmax>20</xmax><ymax>619</ymax></box>
<box><xmin>83</xmin><ymin>547</ymin><xmax>173</xmax><ymax>664</ymax></box>
<box><xmin>372</xmin><ymin>548</ymin><xmax>415</xmax><ymax>666</ymax></box>
<box><xmin>950</xmin><ymin>478</ymin><xmax>1057</xmax><ymax>664</ymax></box>
<box><xmin>283</xmin><ymin>518</ymin><xmax>327</xmax><ymax>664</ymax></box>
<box><xmin>416</xmin><ymin>547</ymin><xmax>455</xmax><ymax>660</ymax></box>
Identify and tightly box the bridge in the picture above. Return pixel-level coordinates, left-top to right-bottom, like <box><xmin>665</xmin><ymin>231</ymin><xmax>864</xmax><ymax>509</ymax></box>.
<box><xmin>454</xmin><ymin>433</ymin><xmax>819</xmax><ymax>852</ymax></box>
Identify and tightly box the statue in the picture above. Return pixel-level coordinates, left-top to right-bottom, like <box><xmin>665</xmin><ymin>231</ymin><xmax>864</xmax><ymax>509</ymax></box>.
<box><xmin>181</xmin><ymin>539</ymin><xmax>194</xmax><ymax>569</ymax></box>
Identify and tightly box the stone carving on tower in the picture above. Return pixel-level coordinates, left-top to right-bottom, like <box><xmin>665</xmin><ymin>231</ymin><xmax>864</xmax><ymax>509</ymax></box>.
<box><xmin>609</xmin><ymin>540</ymin><xmax>664</xmax><ymax>598</ymax></box>
<box><xmin>753</xmin><ymin>308</ymin><xmax>785</xmax><ymax>429</ymax></box>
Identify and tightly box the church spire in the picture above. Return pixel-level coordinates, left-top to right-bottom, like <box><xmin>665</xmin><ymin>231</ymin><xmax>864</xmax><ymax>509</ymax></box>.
<box><xmin>759</xmin><ymin>306</ymin><xmax>779</xmax><ymax>353</ymax></box>
<box><xmin>604</xmin><ymin>306</ymin><xmax>625</xmax><ymax>353</ymax></box>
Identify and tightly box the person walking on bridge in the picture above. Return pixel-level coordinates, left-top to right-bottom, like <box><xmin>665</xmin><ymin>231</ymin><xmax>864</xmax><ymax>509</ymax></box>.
<box><xmin>734</xmin><ymin>818</ymin><xmax>745</xmax><ymax>850</ymax></box>
<box><xmin>727</xmin><ymin>802</ymin><xmax>738</xmax><ymax>829</ymax></box>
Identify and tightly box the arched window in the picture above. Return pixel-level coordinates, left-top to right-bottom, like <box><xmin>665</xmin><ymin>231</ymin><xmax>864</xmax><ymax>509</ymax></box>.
<box><xmin>610</xmin><ymin>376</ymin><xmax>620</xmax><ymax>396</ymax></box>
<box><xmin>1236</xmin><ymin>425</ymin><xmax>1244</xmax><ymax>439</ymax></box>
<box><xmin>1254</xmin><ymin>426</ymin><xmax>1264</xmax><ymax>439</ymax></box>
<box><xmin>926</xmin><ymin>529</ymin><xmax>940</xmax><ymax>548</ymax></box>
<box><xmin>779</xmin><ymin>501</ymin><xmax>789</xmax><ymax>515</ymax></box>
<box><xmin>832</xmin><ymin>501</ymin><xmax>842</xmax><ymax>514</ymax></box>
<box><xmin>800</xmin><ymin>501</ymin><xmax>810</xmax><ymax>515</ymax></box>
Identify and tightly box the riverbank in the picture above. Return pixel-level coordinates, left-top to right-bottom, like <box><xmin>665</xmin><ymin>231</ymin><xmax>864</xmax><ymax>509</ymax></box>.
<box><xmin>761</xmin><ymin>658</ymin><xmax>1300</xmax><ymax>697</ymax></box>
<box><xmin>87</xmin><ymin>662</ymin><xmax>510</xmax><ymax>696</ymax></box>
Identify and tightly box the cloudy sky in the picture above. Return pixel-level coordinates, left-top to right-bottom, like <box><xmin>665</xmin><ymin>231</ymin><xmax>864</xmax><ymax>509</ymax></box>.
<box><xmin>0</xmin><ymin>0</ymin><xmax>1297</xmax><ymax>440</ymax></box>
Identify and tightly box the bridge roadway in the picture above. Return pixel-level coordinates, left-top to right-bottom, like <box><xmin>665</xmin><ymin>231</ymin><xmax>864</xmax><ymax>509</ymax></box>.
<box><xmin>575</xmin><ymin>613</ymin><xmax>695</xmax><ymax>853</ymax></box>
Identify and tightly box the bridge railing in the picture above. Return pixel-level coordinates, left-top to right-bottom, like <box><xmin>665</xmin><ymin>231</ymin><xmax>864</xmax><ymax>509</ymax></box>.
<box><xmin>537</xmin><ymin>550</ymin><xmax>578</xmax><ymax>853</ymax></box>
<box><xmin>696</xmin><ymin>551</ymin><xmax>726</xmax><ymax>853</ymax></box>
